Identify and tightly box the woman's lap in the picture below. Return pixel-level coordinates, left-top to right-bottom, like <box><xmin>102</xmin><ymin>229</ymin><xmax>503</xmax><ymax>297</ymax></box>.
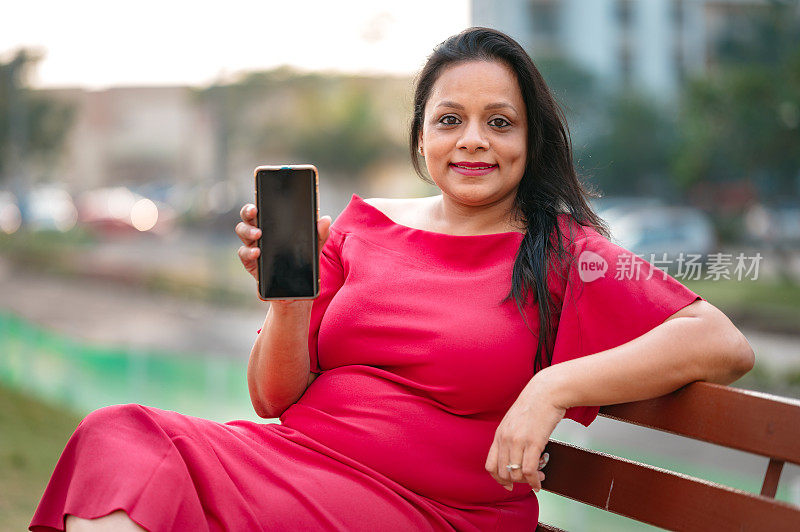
<box><xmin>29</xmin><ymin>404</ymin><xmax>448</xmax><ymax>532</ymax></box>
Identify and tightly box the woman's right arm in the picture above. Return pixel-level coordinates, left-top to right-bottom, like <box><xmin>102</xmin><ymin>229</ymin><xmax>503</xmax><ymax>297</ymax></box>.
<box><xmin>247</xmin><ymin>301</ymin><xmax>316</xmax><ymax>418</ymax></box>
<box><xmin>236</xmin><ymin>204</ymin><xmax>331</xmax><ymax>418</ymax></box>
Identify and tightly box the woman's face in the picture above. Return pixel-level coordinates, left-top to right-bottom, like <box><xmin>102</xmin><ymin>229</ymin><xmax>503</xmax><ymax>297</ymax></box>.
<box><xmin>419</xmin><ymin>60</ymin><xmax>528</xmax><ymax>208</ymax></box>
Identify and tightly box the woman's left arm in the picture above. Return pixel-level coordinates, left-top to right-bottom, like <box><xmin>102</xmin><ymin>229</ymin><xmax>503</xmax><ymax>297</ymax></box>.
<box><xmin>485</xmin><ymin>299</ymin><xmax>755</xmax><ymax>493</ymax></box>
<box><xmin>536</xmin><ymin>298</ymin><xmax>754</xmax><ymax>409</ymax></box>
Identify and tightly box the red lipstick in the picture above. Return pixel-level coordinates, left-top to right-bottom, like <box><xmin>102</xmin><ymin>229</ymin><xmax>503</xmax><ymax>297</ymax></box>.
<box><xmin>450</xmin><ymin>161</ymin><xmax>497</xmax><ymax>176</ymax></box>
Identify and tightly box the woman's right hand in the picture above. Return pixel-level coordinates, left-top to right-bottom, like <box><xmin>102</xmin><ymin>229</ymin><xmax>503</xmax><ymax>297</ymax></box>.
<box><xmin>236</xmin><ymin>203</ymin><xmax>333</xmax><ymax>288</ymax></box>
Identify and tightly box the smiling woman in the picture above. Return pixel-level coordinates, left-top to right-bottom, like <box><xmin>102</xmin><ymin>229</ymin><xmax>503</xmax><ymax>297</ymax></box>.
<box><xmin>29</xmin><ymin>27</ymin><xmax>753</xmax><ymax>532</ymax></box>
<box><xmin>416</xmin><ymin>60</ymin><xmax>529</xmax><ymax>234</ymax></box>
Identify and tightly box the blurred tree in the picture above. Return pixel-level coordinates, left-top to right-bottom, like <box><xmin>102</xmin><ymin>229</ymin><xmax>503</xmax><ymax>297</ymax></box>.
<box><xmin>674</xmin><ymin>0</ymin><xmax>800</xmax><ymax>200</ymax></box>
<box><xmin>528</xmin><ymin>54</ymin><xmax>620</xmax><ymax>194</ymax></box>
<box><xmin>286</xmin><ymin>82</ymin><xmax>399</xmax><ymax>180</ymax></box>
<box><xmin>0</xmin><ymin>49</ymin><xmax>74</xmax><ymax>186</ymax></box>
<box><xmin>534</xmin><ymin>54</ymin><xmax>600</xmax><ymax>123</ymax></box>
<box><xmin>581</xmin><ymin>90</ymin><xmax>678</xmax><ymax>197</ymax></box>
<box><xmin>194</xmin><ymin>68</ymin><xmax>404</xmax><ymax>183</ymax></box>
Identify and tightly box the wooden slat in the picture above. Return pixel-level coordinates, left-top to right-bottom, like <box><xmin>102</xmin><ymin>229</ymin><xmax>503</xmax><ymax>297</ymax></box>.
<box><xmin>762</xmin><ymin>458</ymin><xmax>785</xmax><ymax>498</ymax></box>
<box><xmin>540</xmin><ymin>439</ymin><xmax>800</xmax><ymax>532</ymax></box>
<box><xmin>598</xmin><ymin>382</ymin><xmax>800</xmax><ymax>465</ymax></box>
<box><xmin>535</xmin><ymin>523</ymin><xmax>568</xmax><ymax>532</ymax></box>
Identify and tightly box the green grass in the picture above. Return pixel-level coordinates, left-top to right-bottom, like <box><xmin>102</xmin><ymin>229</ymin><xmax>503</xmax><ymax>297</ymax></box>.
<box><xmin>0</xmin><ymin>384</ymin><xmax>82</xmax><ymax>531</ymax></box>
<box><xmin>0</xmin><ymin>227</ymin><xmax>94</xmax><ymax>273</ymax></box>
<box><xmin>0</xmin><ymin>229</ymin><xmax>253</xmax><ymax>308</ymax></box>
<box><xmin>684</xmin><ymin>278</ymin><xmax>800</xmax><ymax>334</ymax></box>
<box><xmin>0</xmin><ymin>312</ymin><xmax>260</xmax><ymax>423</ymax></box>
<box><xmin>0</xmin><ymin>312</ymin><xmax>264</xmax><ymax>530</ymax></box>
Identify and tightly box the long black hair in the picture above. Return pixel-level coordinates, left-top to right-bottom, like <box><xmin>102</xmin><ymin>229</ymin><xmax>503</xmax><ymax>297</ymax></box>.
<box><xmin>409</xmin><ymin>27</ymin><xmax>610</xmax><ymax>374</ymax></box>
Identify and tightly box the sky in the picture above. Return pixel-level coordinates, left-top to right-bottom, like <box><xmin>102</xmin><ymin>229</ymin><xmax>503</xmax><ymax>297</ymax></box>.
<box><xmin>1</xmin><ymin>0</ymin><xmax>471</xmax><ymax>89</ymax></box>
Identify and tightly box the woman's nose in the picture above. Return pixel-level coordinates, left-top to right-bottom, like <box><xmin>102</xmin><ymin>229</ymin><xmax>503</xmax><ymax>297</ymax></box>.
<box><xmin>458</xmin><ymin>121</ymin><xmax>490</xmax><ymax>152</ymax></box>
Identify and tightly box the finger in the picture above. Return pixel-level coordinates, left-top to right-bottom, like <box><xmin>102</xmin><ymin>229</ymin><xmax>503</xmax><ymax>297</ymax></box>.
<box><xmin>484</xmin><ymin>441</ymin><xmax>501</xmax><ymax>485</ymax></box>
<box><xmin>240</xmin><ymin>203</ymin><xmax>257</xmax><ymax>222</ymax></box>
<box><xmin>538</xmin><ymin>452</ymin><xmax>550</xmax><ymax>471</ymax></box>
<box><xmin>496</xmin><ymin>443</ymin><xmax>514</xmax><ymax>491</ymax></box>
<box><xmin>317</xmin><ymin>215</ymin><xmax>332</xmax><ymax>248</ymax></box>
<box><xmin>236</xmin><ymin>221</ymin><xmax>261</xmax><ymax>246</ymax></box>
<box><xmin>238</xmin><ymin>245</ymin><xmax>260</xmax><ymax>265</ymax></box>
<box><xmin>522</xmin><ymin>447</ymin><xmax>541</xmax><ymax>492</ymax></box>
<box><xmin>507</xmin><ymin>445</ymin><xmax>526</xmax><ymax>486</ymax></box>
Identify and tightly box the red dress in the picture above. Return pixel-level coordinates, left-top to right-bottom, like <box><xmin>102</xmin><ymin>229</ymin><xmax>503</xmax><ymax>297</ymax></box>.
<box><xmin>30</xmin><ymin>193</ymin><xmax>702</xmax><ymax>531</ymax></box>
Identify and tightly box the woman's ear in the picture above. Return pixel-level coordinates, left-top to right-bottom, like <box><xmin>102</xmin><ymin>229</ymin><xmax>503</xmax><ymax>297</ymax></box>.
<box><xmin>418</xmin><ymin>136</ymin><xmax>424</xmax><ymax>156</ymax></box>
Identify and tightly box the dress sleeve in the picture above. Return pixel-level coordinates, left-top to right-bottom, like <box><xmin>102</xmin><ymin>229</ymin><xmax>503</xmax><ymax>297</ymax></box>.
<box><xmin>307</xmin><ymin>227</ymin><xmax>347</xmax><ymax>373</ymax></box>
<box><xmin>255</xmin><ymin>227</ymin><xmax>346</xmax><ymax>373</ymax></box>
<box><xmin>551</xmin><ymin>233</ymin><xmax>704</xmax><ymax>427</ymax></box>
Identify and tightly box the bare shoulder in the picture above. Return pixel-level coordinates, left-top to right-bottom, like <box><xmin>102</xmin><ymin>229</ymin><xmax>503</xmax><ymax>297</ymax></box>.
<box><xmin>362</xmin><ymin>196</ymin><xmax>438</xmax><ymax>226</ymax></box>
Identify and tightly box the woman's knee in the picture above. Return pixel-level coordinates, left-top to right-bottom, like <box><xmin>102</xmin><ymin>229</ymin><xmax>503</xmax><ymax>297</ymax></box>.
<box><xmin>68</xmin><ymin>404</ymin><xmax>173</xmax><ymax>469</ymax></box>
<box><xmin>65</xmin><ymin>510</ymin><xmax>147</xmax><ymax>532</ymax></box>
<box><xmin>73</xmin><ymin>404</ymin><xmax>166</xmax><ymax>448</ymax></box>
<box><xmin>78</xmin><ymin>404</ymin><xmax>146</xmax><ymax>432</ymax></box>
<box><xmin>75</xmin><ymin>404</ymin><xmax>194</xmax><ymax>449</ymax></box>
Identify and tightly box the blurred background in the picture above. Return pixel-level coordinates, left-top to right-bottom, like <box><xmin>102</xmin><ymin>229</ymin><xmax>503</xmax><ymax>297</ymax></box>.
<box><xmin>1</xmin><ymin>0</ymin><xmax>799</xmax><ymax>529</ymax></box>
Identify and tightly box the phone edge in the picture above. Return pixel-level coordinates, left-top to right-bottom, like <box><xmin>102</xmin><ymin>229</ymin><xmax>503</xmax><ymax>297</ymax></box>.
<box><xmin>253</xmin><ymin>164</ymin><xmax>321</xmax><ymax>302</ymax></box>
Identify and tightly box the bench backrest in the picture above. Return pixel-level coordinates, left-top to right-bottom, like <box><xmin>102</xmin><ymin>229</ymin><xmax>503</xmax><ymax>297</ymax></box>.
<box><xmin>536</xmin><ymin>381</ymin><xmax>800</xmax><ymax>531</ymax></box>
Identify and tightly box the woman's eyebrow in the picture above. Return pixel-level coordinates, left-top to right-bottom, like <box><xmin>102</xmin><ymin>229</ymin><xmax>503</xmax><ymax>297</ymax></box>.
<box><xmin>435</xmin><ymin>100</ymin><xmax>516</xmax><ymax>112</ymax></box>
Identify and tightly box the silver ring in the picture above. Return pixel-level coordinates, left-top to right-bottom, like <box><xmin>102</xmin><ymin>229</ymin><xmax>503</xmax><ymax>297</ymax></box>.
<box><xmin>505</xmin><ymin>464</ymin><xmax>522</xmax><ymax>471</ymax></box>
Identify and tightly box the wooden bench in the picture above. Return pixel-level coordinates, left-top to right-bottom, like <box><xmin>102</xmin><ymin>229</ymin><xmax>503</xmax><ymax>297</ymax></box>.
<box><xmin>535</xmin><ymin>381</ymin><xmax>800</xmax><ymax>531</ymax></box>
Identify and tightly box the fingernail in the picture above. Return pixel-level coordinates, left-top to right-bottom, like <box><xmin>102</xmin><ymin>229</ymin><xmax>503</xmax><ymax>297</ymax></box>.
<box><xmin>504</xmin><ymin>485</ymin><xmax>513</xmax><ymax>492</ymax></box>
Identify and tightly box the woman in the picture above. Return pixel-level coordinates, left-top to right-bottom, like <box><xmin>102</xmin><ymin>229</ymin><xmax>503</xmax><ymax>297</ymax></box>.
<box><xmin>31</xmin><ymin>27</ymin><xmax>754</xmax><ymax>531</ymax></box>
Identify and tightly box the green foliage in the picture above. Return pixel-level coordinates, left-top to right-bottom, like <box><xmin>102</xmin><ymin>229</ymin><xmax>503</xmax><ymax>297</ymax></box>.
<box><xmin>673</xmin><ymin>1</ymin><xmax>800</xmax><ymax>199</ymax></box>
<box><xmin>534</xmin><ymin>54</ymin><xmax>600</xmax><ymax>121</ymax></box>
<box><xmin>0</xmin><ymin>49</ymin><xmax>75</xmax><ymax>183</ymax></box>
<box><xmin>286</xmin><ymin>84</ymin><xmax>398</xmax><ymax>179</ymax></box>
<box><xmin>583</xmin><ymin>90</ymin><xmax>679</xmax><ymax>196</ymax></box>
<box><xmin>533</xmin><ymin>2</ymin><xmax>800</xmax><ymax>201</ymax></box>
<box><xmin>194</xmin><ymin>68</ymin><xmax>404</xmax><ymax>182</ymax></box>
<box><xmin>531</xmin><ymin>54</ymin><xmax>681</xmax><ymax>197</ymax></box>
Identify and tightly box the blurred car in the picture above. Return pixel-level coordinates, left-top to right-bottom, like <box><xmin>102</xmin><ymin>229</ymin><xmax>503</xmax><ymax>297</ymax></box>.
<box><xmin>18</xmin><ymin>186</ymin><xmax>78</xmax><ymax>232</ymax></box>
<box><xmin>775</xmin><ymin>205</ymin><xmax>800</xmax><ymax>246</ymax></box>
<box><xmin>0</xmin><ymin>191</ymin><xmax>22</xmax><ymax>234</ymax></box>
<box><xmin>745</xmin><ymin>202</ymin><xmax>800</xmax><ymax>249</ymax></box>
<box><xmin>595</xmin><ymin>199</ymin><xmax>717</xmax><ymax>261</ymax></box>
<box><xmin>591</xmin><ymin>196</ymin><xmax>666</xmax><ymax>219</ymax></box>
<box><xmin>76</xmin><ymin>186</ymin><xmax>176</xmax><ymax>237</ymax></box>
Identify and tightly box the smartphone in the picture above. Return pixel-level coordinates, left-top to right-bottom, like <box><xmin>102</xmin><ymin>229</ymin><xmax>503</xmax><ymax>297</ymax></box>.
<box><xmin>254</xmin><ymin>164</ymin><xmax>320</xmax><ymax>301</ymax></box>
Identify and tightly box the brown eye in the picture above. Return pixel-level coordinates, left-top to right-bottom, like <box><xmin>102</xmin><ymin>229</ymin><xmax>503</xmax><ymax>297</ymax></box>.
<box><xmin>489</xmin><ymin>117</ymin><xmax>511</xmax><ymax>128</ymax></box>
<box><xmin>439</xmin><ymin>115</ymin><xmax>460</xmax><ymax>125</ymax></box>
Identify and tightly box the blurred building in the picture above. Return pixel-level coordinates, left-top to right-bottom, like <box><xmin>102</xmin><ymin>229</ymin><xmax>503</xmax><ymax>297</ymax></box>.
<box><xmin>42</xmin><ymin>86</ymin><xmax>216</xmax><ymax>191</ymax></box>
<box><xmin>471</xmin><ymin>0</ymin><xmax>773</xmax><ymax>102</ymax></box>
<box><xmin>35</xmin><ymin>73</ymin><xmax>414</xmax><ymax>202</ymax></box>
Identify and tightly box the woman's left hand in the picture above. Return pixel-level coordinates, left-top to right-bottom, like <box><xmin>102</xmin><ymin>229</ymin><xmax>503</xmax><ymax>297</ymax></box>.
<box><xmin>484</xmin><ymin>379</ymin><xmax>566</xmax><ymax>493</ymax></box>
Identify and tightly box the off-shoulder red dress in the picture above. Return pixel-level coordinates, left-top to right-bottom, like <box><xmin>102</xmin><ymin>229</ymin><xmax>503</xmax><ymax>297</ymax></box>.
<box><xmin>30</xmin><ymin>193</ymin><xmax>702</xmax><ymax>531</ymax></box>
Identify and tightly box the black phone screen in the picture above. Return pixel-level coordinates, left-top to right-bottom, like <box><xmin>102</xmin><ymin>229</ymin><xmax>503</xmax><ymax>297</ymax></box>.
<box><xmin>255</xmin><ymin>167</ymin><xmax>318</xmax><ymax>299</ymax></box>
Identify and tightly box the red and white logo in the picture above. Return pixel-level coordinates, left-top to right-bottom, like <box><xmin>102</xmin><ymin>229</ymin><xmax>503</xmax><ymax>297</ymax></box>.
<box><xmin>578</xmin><ymin>250</ymin><xmax>607</xmax><ymax>282</ymax></box>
